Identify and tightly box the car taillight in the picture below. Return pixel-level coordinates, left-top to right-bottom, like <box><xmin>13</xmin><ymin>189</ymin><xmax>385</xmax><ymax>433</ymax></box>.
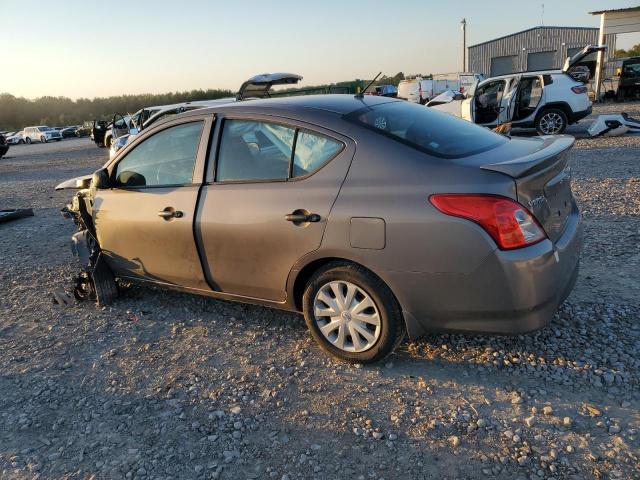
<box><xmin>429</xmin><ymin>194</ymin><xmax>546</xmax><ymax>250</ymax></box>
<box><xmin>571</xmin><ymin>86</ymin><xmax>588</xmax><ymax>94</ymax></box>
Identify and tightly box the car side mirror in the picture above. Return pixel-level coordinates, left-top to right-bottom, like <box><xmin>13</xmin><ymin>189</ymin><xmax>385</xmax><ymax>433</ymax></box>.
<box><xmin>92</xmin><ymin>168</ymin><xmax>111</xmax><ymax>189</ymax></box>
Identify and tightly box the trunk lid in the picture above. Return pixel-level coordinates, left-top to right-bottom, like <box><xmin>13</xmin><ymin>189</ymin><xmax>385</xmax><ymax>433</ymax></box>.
<box><xmin>236</xmin><ymin>72</ymin><xmax>303</xmax><ymax>101</ymax></box>
<box><xmin>481</xmin><ymin>135</ymin><xmax>575</xmax><ymax>242</ymax></box>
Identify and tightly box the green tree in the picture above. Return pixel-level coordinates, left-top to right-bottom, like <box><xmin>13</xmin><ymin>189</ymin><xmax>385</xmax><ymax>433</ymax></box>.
<box><xmin>0</xmin><ymin>89</ymin><xmax>234</xmax><ymax>131</ymax></box>
<box><xmin>615</xmin><ymin>43</ymin><xmax>640</xmax><ymax>58</ymax></box>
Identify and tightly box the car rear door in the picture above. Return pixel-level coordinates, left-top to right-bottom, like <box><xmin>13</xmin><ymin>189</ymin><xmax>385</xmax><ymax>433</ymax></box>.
<box><xmin>196</xmin><ymin>115</ymin><xmax>355</xmax><ymax>302</ymax></box>
<box><xmin>93</xmin><ymin>115</ymin><xmax>213</xmax><ymax>289</ymax></box>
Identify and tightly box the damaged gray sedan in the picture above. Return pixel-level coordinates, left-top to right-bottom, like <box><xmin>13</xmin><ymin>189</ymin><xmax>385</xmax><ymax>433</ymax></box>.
<box><xmin>58</xmin><ymin>94</ymin><xmax>582</xmax><ymax>363</ymax></box>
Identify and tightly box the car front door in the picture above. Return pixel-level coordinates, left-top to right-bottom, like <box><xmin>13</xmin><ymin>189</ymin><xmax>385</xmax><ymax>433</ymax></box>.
<box><xmin>497</xmin><ymin>75</ymin><xmax>522</xmax><ymax>127</ymax></box>
<box><xmin>93</xmin><ymin>116</ymin><xmax>212</xmax><ymax>289</ymax></box>
<box><xmin>196</xmin><ymin>116</ymin><xmax>354</xmax><ymax>302</ymax></box>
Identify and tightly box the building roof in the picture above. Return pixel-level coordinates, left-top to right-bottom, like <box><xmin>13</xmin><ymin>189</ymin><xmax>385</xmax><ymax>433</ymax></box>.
<box><xmin>468</xmin><ymin>25</ymin><xmax>599</xmax><ymax>49</ymax></box>
<box><xmin>590</xmin><ymin>6</ymin><xmax>640</xmax><ymax>15</ymax></box>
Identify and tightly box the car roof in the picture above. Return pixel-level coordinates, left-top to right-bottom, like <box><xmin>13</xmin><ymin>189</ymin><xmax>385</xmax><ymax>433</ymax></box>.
<box><xmin>182</xmin><ymin>94</ymin><xmax>398</xmax><ymax>118</ymax></box>
<box><xmin>487</xmin><ymin>70</ymin><xmax>565</xmax><ymax>81</ymax></box>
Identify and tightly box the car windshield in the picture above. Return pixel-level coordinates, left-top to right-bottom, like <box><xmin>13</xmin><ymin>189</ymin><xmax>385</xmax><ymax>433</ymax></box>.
<box><xmin>623</xmin><ymin>62</ymin><xmax>640</xmax><ymax>74</ymax></box>
<box><xmin>345</xmin><ymin>101</ymin><xmax>507</xmax><ymax>158</ymax></box>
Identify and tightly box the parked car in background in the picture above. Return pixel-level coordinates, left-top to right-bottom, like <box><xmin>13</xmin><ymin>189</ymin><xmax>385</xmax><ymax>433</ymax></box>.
<box><xmin>429</xmin><ymin>46</ymin><xmax>604</xmax><ymax>135</ymax></box>
<box><xmin>57</xmin><ymin>94</ymin><xmax>581</xmax><ymax>363</ymax></box>
<box><xmin>370</xmin><ymin>85</ymin><xmax>398</xmax><ymax>97</ymax></box>
<box><xmin>76</xmin><ymin>121</ymin><xmax>93</xmax><ymax>137</ymax></box>
<box><xmin>0</xmin><ymin>133</ymin><xmax>9</xmax><ymax>158</ymax></box>
<box><xmin>23</xmin><ymin>126</ymin><xmax>63</xmax><ymax>143</ymax></box>
<box><xmin>6</xmin><ymin>131</ymin><xmax>25</xmax><ymax>144</ymax></box>
<box><xmin>61</xmin><ymin>126</ymin><xmax>80</xmax><ymax>138</ymax></box>
<box><xmin>617</xmin><ymin>56</ymin><xmax>640</xmax><ymax>101</ymax></box>
<box><xmin>91</xmin><ymin>120</ymin><xmax>110</xmax><ymax>146</ymax></box>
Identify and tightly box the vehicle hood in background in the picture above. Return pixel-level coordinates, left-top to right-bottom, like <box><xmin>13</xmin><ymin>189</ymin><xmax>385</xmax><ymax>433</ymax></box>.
<box><xmin>55</xmin><ymin>174</ymin><xmax>93</xmax><ymax>190</ymax></box>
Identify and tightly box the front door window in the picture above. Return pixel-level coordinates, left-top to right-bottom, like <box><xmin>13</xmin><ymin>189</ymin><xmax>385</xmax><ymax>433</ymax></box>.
<box><xmin>474</xmin><ymin>80</ymin><xmax>506</xmax><ymax>124</ymax></box>
<box><xmin>516</xmin><ymin>77</ymin><xmax>543</xmax><ymax>120</ymax></box>
<box><xmin>114</xmin><ymin>121</ymin><xmax>203</xmax><ymax>187</ymax></box>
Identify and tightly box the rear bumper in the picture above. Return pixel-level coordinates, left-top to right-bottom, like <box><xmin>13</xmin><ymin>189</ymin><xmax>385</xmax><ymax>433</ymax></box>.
<box><xmin>569</xmin><ymin>105</ymin><xmax>592</xmax><ymax>124</ymax></box>
<box><xmin>389</xmin><ymin>209</ymin><xmax>582</xmax><ymax>340</ymax></box>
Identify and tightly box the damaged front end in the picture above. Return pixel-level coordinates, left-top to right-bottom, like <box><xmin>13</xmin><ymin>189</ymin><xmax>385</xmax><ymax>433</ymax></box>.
<box><xmin>58</xmin><ymin>176</ymin><xmax>118</xmax><ymax>305</ymax></box>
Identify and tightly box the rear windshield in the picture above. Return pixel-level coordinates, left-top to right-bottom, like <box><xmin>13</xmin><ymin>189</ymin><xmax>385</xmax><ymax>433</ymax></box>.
<box><xmin>345</xmin><ymin>101</ymin><xmax>506</xmax><ymax>158</ymax></box>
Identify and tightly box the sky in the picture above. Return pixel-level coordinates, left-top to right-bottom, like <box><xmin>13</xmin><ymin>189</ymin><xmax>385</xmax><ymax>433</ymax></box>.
<box><xmin>1</xmin><ymin>0</ymin><xmax>638</xmax><ymax>100</ymax></box>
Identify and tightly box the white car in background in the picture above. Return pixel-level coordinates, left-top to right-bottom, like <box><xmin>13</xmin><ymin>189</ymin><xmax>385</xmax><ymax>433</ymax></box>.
<box><xmin>23</xmin><ymin>126</ymin><xmax>63</xmax><ymax>143</ymax></box>
<box><xmin>428</xmin><ymin>45</ymin><xmax>605</xmax><ymax>135</ymax></box>
<box><xmin>5</xmin><ymin>131</ymin><xmax>25</xmax><ymax>144</ymax></box>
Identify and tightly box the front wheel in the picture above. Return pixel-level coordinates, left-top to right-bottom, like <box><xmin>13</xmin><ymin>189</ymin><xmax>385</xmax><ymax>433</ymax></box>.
<box><xmin>302</xmin><ymin>262</ymin><xmax>404</xmax><ymax>363</ymax></box>
<box><xmin>535</xmin><ymin>108</ymin><xmax>568</xmax><ymax>135</ymax></box>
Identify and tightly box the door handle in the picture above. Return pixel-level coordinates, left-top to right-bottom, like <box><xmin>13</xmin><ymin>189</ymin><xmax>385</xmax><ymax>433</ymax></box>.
<box><xmin>285</xmin><ymin>212</ymin><xmax>321</xmax><ymax>223</ymax></box>
<box><xmin>157</xmin><ymin>208</ymin><xmax>183</xmax><ymax>219</ymax></box>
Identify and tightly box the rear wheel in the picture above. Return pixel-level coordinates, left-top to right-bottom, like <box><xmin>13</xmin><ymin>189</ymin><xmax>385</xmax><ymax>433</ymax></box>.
<box><xmin>535</xmin><ymin>108</ymin><xmax>568</xmax><ymax>135</ymax></box>
<box><xmin>302</xmin><ymin>262</ymin><xmax>404</xmax><ymax>363</ymax></box>
<box><xmin>41</xmin><ymin>136</ymin><xmax>47</xmax><ymax>143</ymax></box>
<box><xmin>25</xmin><ymin>137</ymin><xmax>32</xmax><ymax>144</ymax></box>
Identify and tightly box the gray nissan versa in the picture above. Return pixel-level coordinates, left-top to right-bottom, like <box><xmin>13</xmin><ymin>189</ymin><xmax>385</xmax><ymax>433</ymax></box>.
<box><xmin>57</xmin><ymin>94</ymin><xmax>582</xmax><ymax>363</ymax></box>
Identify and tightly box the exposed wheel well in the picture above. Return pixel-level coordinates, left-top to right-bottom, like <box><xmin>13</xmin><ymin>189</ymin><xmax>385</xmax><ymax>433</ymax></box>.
<box><xmin>536</xmin><ymin>103</ymin><xmax>571</xmax><ymax>122</ymax></box>
<box><xmin>292</xmin><ymin>257</ymin><xmax>400</xmax><ymax>313</ymax></box>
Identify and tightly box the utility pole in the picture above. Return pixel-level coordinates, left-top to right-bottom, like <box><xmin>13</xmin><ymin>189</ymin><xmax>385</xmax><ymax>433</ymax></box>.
<box><xmin>461</xmin><ymin>18</ymin><xmax>467</xmax><ymax>72</ymax></box>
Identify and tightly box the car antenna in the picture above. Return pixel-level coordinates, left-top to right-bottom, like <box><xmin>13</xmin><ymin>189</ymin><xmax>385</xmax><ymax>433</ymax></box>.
<box><xmin>355</xmin><ymin>72</ymin><xmax>382</xmax><ymax>99</ymax></box>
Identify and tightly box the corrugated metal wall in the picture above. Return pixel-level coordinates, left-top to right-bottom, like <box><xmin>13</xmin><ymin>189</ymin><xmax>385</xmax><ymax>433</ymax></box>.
<box><xmin>468</xmin><ymin>27</ymin><xmax>617</xmax><ymax>77</ymax></box>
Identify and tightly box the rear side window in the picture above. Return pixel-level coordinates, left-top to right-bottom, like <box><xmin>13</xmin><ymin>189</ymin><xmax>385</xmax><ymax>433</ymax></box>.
<box><xmin>114</xmin><ymin>121</ymin><xmax>203</xmax><ymax>187</ymax></box>
<box><xmin>345</xmin><ymin>101</ymin><xmax>506</xmax><ymax>158</ymax></box>
<box><xmin>216</xmin><ymin>120</ymin><xmax>294</xmax><ymax>181</ymax></box>
<box><xmin>293</xmin><ymin>131</ymin><xmax>342</xmax><ymax>177</ymax></box>
<box><xmin>216</xmin><ymin>120</ymin><xmax>343</xmax><ymax>182</ymax></box>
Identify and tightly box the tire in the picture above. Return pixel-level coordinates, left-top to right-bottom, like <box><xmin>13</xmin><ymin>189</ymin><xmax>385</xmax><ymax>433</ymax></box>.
<box><xmin>41</xmin><ymin>136</ymin><xmax>47</xmax><ymax>143</ymax></box>
<box><xmin>535</xmin><ymin>108</ymin><xmax>568</xmax><ymax>135</ymax></box>
<box><xmin>302</xmin><ymin>261</ymin><xmax>404</xmax><ymax>363</ymax></box>
<box><xmin>25</xmin><ymin>137</ymin><xmax>32</xmax><ymax>144</ymax></box>
<box><xmin>92</xmin><ymin>255</ymin><xmax>118</xmax><ymax>306</ymax></box>
<box><xmin>19</xmin><ymin>139</ymin><xmax>24</xmax><ymax>144</ymax></box>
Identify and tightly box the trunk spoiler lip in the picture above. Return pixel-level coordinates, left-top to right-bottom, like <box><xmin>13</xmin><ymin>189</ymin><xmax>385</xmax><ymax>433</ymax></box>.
<box><xmin>480</xmin><ymin>135</ymin><xmax>575</xmax><ymax>178</ymax></box>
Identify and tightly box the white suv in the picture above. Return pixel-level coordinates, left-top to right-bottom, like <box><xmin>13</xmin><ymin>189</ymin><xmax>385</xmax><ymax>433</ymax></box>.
<box><xmin>23</xmin><ymin>126</ymin><xmax>63</xmax><ymax>143</ymax></box>
<box><xmin>429</xmin><ymin>45</ymin><xmax>605</xmax><ymax>135</ymax></box>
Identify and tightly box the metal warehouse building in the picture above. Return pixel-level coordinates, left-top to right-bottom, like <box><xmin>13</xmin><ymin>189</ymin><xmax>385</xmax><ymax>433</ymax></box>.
<box><xmin>468</xmin><ymin>26</ymin><xmax>617</xmax><ymax>77</ymax></box>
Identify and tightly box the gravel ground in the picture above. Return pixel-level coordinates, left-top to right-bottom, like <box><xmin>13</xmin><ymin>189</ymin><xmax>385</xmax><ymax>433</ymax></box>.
<box><xmin>1</xmin><ymin>103</ymin><xmax>639</xmax><ymax>480</ymax></box>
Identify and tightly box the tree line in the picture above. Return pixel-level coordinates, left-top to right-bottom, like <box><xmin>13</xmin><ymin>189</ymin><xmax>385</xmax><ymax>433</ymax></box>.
<box><xmin>0</xmin><ymin>73</ymin><xmax>407</xmax><ymax>131</ymax></box>
<box><xmin>0</xmin><ymin>89</ymin><xmax>234</xmax><ymax>131</ymax></box>
<box><xmin>615</xmin><ymin>43</ymin><xmax>640</xmax><ymax>58</ymax></box>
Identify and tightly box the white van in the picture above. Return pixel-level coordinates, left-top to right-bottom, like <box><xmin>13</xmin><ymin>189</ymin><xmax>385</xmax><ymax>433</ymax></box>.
<box><xmin>398</xmin><ymin>73</ymin><xmax>483</xmax><ymax>104</ymax></box>
<box><xmin>398</xmin><ymin>77</ymin><xmax>435</xmax><ymax>104</ymax></box>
